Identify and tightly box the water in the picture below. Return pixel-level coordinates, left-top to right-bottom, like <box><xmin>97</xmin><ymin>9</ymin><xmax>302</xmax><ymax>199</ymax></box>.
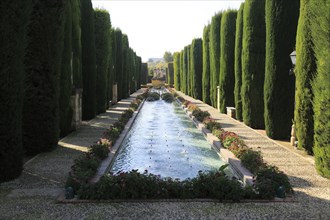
<box><xmin>110</xmin><ymin>99</ymin><xmax>227</xmax><ymax>180</ymax></box>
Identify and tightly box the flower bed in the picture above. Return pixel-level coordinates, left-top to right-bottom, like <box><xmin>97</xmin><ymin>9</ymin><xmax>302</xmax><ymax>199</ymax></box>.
<box><xmin>173</xmin><ymin>91</ymin><xmax>293</xmax><ymax>199</ymax></box>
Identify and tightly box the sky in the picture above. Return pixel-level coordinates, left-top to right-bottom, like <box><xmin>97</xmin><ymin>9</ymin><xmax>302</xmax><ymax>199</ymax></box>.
<box><xmin>92</xmin><ymin>0</ymin><xmax>244</xmax><ymax>62</ymax></box>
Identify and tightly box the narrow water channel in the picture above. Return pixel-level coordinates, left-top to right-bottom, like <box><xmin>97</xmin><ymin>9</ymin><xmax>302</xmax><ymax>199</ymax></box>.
<box><xmin>110</xmin><ymin>99</ymin><xmax>227</xmax><ymax>180</ymax></box>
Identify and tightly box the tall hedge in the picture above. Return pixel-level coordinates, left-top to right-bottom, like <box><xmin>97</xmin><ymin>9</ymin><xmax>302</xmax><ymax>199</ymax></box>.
<box><xmin>23</xmin><ymin>0</ymin><xmax>66</xmax><ymax>155</ymax></box>
<box><xmin>136</xmin><ymin>56</ymin><xmax>142</xmax><ymax>90</ymax></box>
<box><xmin>186</xmin><ymin>45</ymin><xmax>191</xmax><ymax>96</ymax></box>
<box><xmin>209</xmin><ymin>12</ymin><xmax>222</xmax><ymax>108</ymax></box>
<box><xmin>219</xmin><ymin>10</ymin><xmax>237</xmax><ymax>113</ymax></box>
<box><xmin>113</xmin><ymin>29</ymin><xmax>123</xmax><ymax>101</ymax></box>
<box><xmin>59</xmin><ymin>0</ymin><xmax>73</xmax><ymax>137</ymax></box>
<box><xmin>190</xmin><ymin>38</ymin><xmax>203</xmax><ymax>100</ymax></box>
<box><xmin>94</xmin><ymin>9</ymin><xmax>111</xmax><ymax>114</ymax></box>
<box><xmin>167</xmin><ymin>62</ymin><xmax>174</xmax><ymax>86</ymax></box>
<box><xmin>310</xmin><ymin>0</ymin><xmax>330</xmax><ymax>178</ymax></box>
<box><xmin>0</xmin><ymin>0</ymin><xmax>32</xmax><ymax>182</ymax></box>
<box><xmin>121</xmin><ymin>34</ymin><xmax>129</xmax><ymax>99</ymax></box>
<box><xmin>182</xmin><ymin>47</ymin><xmax>189</xmax><ymax>93</ymax></box>
<box><xmin>173</xmin><ymin>52</ymin><xmax>181</xmax><ymax>90</ymax></box>
<box><xmin>81</xmin><ymin>0</ymin><xmax>97</xmax><ymax>120</ymax></box>
<box><xmin>234</xmin><ymin>3</ymin><xmax>244</xmax><ymax>121</ymax></box>
<box><xmin>241</xmin><ymin>0</ymin><xmax>266</xmax><ymax>129</ymax></box>
<box><xmin>72</xmin><ymin>0</ymin><xmax>82</xmax><ymax>88</ymax></box>
<box><xmin>264</xmin><ymin>0</ymin><xmax>299</xmax><ymax>139</ymax></box>
<box><xmin>294</xmin><ymin>0</ymin><xmax>316</xmax><ymax>154</ymax></box>
<box><xmin>179</xmin><ymin>50</ymin><xmax>184</xmax><ymax>92</ymax></box>
<box><xmin>202</xmin><ymin>25</ymin><xmax>211</xmax><ymax>105</ymax></box>
<box><xmin>141</xmin><ymin>63</ymin><xmax>148</xmax><ymax>85</ymax></box>
<box><xmin>107</xmin><ymin>29</ymin><xmax>114</xmax><ymax>107</ymax></box>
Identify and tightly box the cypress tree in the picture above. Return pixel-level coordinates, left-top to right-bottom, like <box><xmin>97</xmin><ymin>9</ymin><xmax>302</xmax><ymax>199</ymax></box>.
<box><xmin>182</xmin><ymin>47</ymin><xmax>189</xmax><ymax>93</ymax></box>
<box><xmin>190</xmin><ymin>38</ymin><xmax>203</xmax><ymax>100</ymax></box>
<box><xmin>121</xmin><ymin>34</ymin><xmax>129</xmax><ymax>99</ymax></box>
<box><xmin>186</xmin><ymin>45</ymin><xmax>191</xmax><ymax>96</ymax></box>
<box><xmin>310</xmin><ymin>0</ymin><xmax>330</xmax><ymax>178</ymax></box>
<box><xmin>241</xmin><ymin>0</ymin><xmax>266</xmax><ymax>129</ymax></box>
<box><xmin>264</xmin><ymin>0</ymin><xmax>299</xmax><ymax>139</ymax></box>
<box><xmin>234</xmin><ymin>3</ymin><xmax>244</xmax><ymax>121</ymax></box>
<box><xmin>141</xmin><ymin>63</ymin><xmax>148</xmax><ymax>85</ymax></box>
<box><xmin>294</xmin><ymin>0</ymin><xmax>316</xmax><ymax>154</ymax></box>
<box><xmin>107</xmin><ymin>29</ymin><xmax>114</xmax><ymax>107</ymax></box>
<box><xmin>219</xmin><ymin>10</ymin><xmax>237</xmax><ymax>113</ymax></box>
<box><xmin>209</xmin><ymin>12</ymin><xmax>222</xmax><ymax>108</ymax></box>
<box><xmin>0</xmin><ymin>0</ymin><xmax>32</xmax><ymax>182</ymax></box>
<box><xmin>173</xmin><ymin>52</ymin><xmax>181</xmax><ymax>90</ymax></box>
<box><xmin>202</xmin><ymin>25</ymin><xmax>211</xmax><ymax>105</ymax></box>
<box><xmin>180</xmin><ymin>49</ymin><xmax>185</xmax><ymax>93</ymax></box>
<box><xmin>59</xmin><ymin>0</ymin><xmax>73</xmax><ymax>137</ymax></box>
<box><xmin>167</xmin><ymin>62</ymin><xmax>174</xmax><ymax>86</ymax></box>
<box><xmin>113</xmin><ymin>29</ymin><xmax>123</xmax><ymax>101</ymax></box>
<box><xmin>23</xmin><ymin>0</ymin><xmax>66</xmax><ymax>155</ymax></box>
<box><xmin>94</xmin><ymin>9</ymin><xmax>111</xmax><ymax>114</ymax></box>
<box><xmin>81</xmin><ymin>0</ymin><xmax>97</xmax><ymax>120</ymax></box>
<box><xmin>72</xmin><ymin>0</ymin><xmax>82</xmax><ymax>88</ymax></box>
<box><xmin>136</xmin><ymin>56</ymin><xmax>142</xmax><ymax>90</ymax></box>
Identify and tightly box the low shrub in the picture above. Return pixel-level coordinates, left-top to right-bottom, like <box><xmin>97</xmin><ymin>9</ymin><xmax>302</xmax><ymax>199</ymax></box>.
<box><xmin>228</xmin><ymin>141</ymin><xmax>248</xmax><ymax>158</ymax></box>
<box><xmin>77</xmin><ymin>167</ymin><xmax>244</xmax><ymax>201</ymax></box>
<box><xmin>240</xmin><ymin>150</ymin><xmax>265</xmax><ymax>174</ymax></box>
<box><xmin>161</xmin><ymin>92</ymin><xmax>175</xmax><ymax>103</ymax></box>
<box><xmin>104</xmin><ymin>127</ymin><xmax>121</xmax><ymax>142</ymax></box>
<box><xmin>89</xmin><ymin>144</ymin><xmax>109</xmax><ymax>160</ymax></box>
<box><xmin>146</xmin><ymin>92</ymin><xmax>160</xmax><ymax>101</ymax></box>
<box><xmin>188</xmin><ymin>104</ymin><xmax>199</xmax><ymax>112</ymax></box>
<box><xmin>254</xmin><ymin>166</ymin><xmax>293</xmax><ymax>199</ymax></box>
<box><xmin>130</xmin><ymin>102</ymin><xmax>139</xmax><ymax>110</ymax></box>
<box><xmin>192</xmin><ymin>109</ymin><xmax>210</xmax><ymax>122</ymax></box>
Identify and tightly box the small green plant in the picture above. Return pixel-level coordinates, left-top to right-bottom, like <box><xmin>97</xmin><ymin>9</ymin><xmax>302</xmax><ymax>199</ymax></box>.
<box><xmin>89</xmin><ymin>144</ymin><xmax>109</xmax><ymax>160</ymax></box>
<box><xmin>161</xmin><ymin>92</ymin><xmax>175</xmax><ymax>103</ymax></box>
<box><xmin>254</xmin><ymin>165</ymin><xmax>293</xmax><ymax>199</ymax></box>
<box><xmin>146</xmin><ymin>92</ymin><xmax>160</xmax><ymax>101</ymax></box>
<box><xmin>240</xmin><ymin>150</ymin><xmax>265</xmax><ymax>174</ymax></box>
<box><xmin>192</xmin><ymin>109</ymin><xmax>210</xmax><ymax>122</ymax></box>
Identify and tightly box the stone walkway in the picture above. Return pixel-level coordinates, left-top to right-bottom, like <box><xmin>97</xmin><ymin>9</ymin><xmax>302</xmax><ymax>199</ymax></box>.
<box><xmin>0</xmin><ymin>89</ymin><xmax>329</xmax><ymax>220</ymax></box>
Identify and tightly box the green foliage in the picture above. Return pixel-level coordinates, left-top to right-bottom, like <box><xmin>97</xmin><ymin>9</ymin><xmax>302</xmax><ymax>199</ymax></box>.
<box><xmin>147</xmin><ymin>92</ymin><xmax>160</xmax><ymax>101</ymax></box>
<box><xmin>94</xmin><ymin>9</ymin><xmax>111</xmax><ymax>114</ymax></box>
<box><xmin>71</xmin><ymin>0</ymin><xmax>82</xmax><ymax>88</ymax></box>
<box><xmin>121</xmin><ymin>34</ymin><xmax>129</xmax><ymax>99</ymax></box>
<box><xmin>0</xmin><ymin>0</ymin><xmax>32</xmax><ymax>182</ymax></box>
<box><xmin>219</xmin><ymin>10</ymin><xmax>237</xmax><ymax>113</ymax></box>
<box><xmin>240</xmin><ymin>150</ymin><xmax>264</xmax><ymax>174</ymax></box>
<box><xmin>161</xmin><ymin>93</ymin><xmax>175</xmax><ymax>103</ymax></box>
<box><xmin>190</xmin><ymin>38</ymin><xmax>203</xmax><ymax>100</ymax></box>
<box><xmin>173</xmin><ymin>52</ymin><xmax>181</xmax><ymax>90</ymax></box>
<box><xmin>167</xmin><ymin>62</ymin><xmax>174</xmax><ymax>86</ymax></box>
<box><xmin>202</xmin><ymin>25</ymin><xmax>211</xmax><ymax>105</ymax></box>
<box><xmin>192</xmin><ymin>109</ymin><xmax>210</xmax><ymax>122</ymax></box>
<box><xmin>310</xmin><ymin>0</ymin><xmax>330</xmax><ymax>178</ymax></box>
<box><xmin>255</xmin><ymin>166</ymin><xmax>293</xmax><ymax>199</ymax></box>
<box><xmin>234</xmin><ymin>3</ymin><xmax>244</xmax><ymax>121</ymax></box>
<box><xmin>182</xmin><ymin>47</ymin><xmax>190</xmax><ymax>94</ymax></box>
<box><xmin>59</xmin><ymin>0</ymin><xmax>73</xmax><ymax>137</ymax></box>
<box><xmin>209</xmin><ymin>12</ymin><xmax>222</xmax><ymax>107</ymax></box>
<box><xmin>163</xmin><ymin>51</ymin><xmax>173</xmax><ymax>63</ymax></box>
<box><xmin>294</xmin><ymin>0</ymin><xmax>316</xmax><ymax>154</ymax></box>
<box><xmin>179</xmin><ymin>49</ymin><xmax>185</xmax><ymax>93</ymax></box>
<box><xmin>141</xmin><ymin>63</ymin><xmax>148</xmax><ymax>85</ymax></box>
<box><xmin>264</xmin><ymin>0</ymin><xmax>299</xmax><ymax>139</ymax></box>
<box><xmin>90</xmin><ymin>144</ymin><xmax>109</xmax><ymax>160</ymax></box>
<box><xmin>77</xmin><ymin>169</ymin><xmax>244</xmax><ymax>201</ymax></box>
<box><xmin>81</xmin><ymin>0</ymin><xmax>97</xmax><ymax>120</ymax></box>
<box><xmin>23</xmin><ymin>0</ymin><xmax>66</xmax><ymax>155</ymax></box>
<box><xmin>241</xmin><ymin>0</ymin><xmax>266</xmax><ymax>129</ymax></box>
<box><xmin>186</xmin><ymin>45</ymin><xmax>191</xmax><ymax>96</ymax></box>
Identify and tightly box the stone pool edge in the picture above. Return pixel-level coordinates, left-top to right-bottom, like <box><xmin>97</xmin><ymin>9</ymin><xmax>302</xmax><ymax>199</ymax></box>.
<box><xmin>176</xmin><ymin>99</ymin><xmax>254</xmax><ymax>186</ymax></box>
<box><xmin>90</xmin><ymin>99</ymin><xmax>146</xmax><ymax>183</ymax></box>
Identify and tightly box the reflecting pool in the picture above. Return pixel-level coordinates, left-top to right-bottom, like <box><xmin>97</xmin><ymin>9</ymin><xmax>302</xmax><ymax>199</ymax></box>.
<box><xmin>110</xmin><ymin>99</ymin><xmax>227</xmax><ymax>180</ymax></box>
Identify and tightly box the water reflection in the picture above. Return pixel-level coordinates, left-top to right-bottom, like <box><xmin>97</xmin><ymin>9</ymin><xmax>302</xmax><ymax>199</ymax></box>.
<box><xmin>110</xmin><ymin>100</ymin><xmax>226</xmax><ymax>180</ymax></box>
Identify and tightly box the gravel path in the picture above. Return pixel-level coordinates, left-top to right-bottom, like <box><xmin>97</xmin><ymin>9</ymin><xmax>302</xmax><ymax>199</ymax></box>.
<box><xmin>0</xmin><ymin>90</ymin><xmax>329</xmax><ymax>219</ymax></box>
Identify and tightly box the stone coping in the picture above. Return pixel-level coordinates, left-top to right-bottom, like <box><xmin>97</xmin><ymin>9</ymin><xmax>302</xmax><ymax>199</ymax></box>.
<box><xmin>90</xmin><ymin>100</ymin><xmax>146</xmax><ymax>183</ymax></box>
<box><xmin>176</xmin><ymin>99</ymin><xmax>254</xmax><ymax>186</ymax></box>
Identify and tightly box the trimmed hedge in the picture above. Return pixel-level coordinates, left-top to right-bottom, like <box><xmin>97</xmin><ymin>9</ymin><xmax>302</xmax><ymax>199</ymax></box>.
<box><xmin>0</xmin><ymin>0</ymin><xmax>32</xmax><ymax>182</ymax></box>
<box><xmin>202</xmin><ymin>25</ymin><xmax>211</xmax><ymax>105</ymax></box>
<box><xmin>234</xmin><ymin>3</ymin><xmax>244</xmax><ymax>121</ymax></box>
<box><xmin>59</xmin><ymin>0</ymin><xmax>73</xmax><ymax>137</ymax></box>
<box><xmin>173</xmin><ymin>52</ymin><xmax>181</xmax><ymax>90</ymax></box>
<box><xmin>71</xmin><ymin>0</ymin><xmax>82</xmax><ymax>89</ymax></box>
<box><xmin>310</xmin><ymin>0</ymin><xmax>330</xmax><ymax>178</ymax></box>
<box><xmin>241</xmin><ymin>0</ymin><xmax>266</xmax><ymax>129</ymax></box>
<box><xmin>94</xmin><ymin>9</ymin><xmax>112</xmax><ymax>114</ymax></box>
<box><xmin>264</xmin><ymin>0</ymin><xmax>299</xmax><ymax>140</ymax></box>
<box><xmin>209</xmin><ymin>12</ymin><xmax>222</xmax><ymax>108</ymax></box>
<box><xmin>167</xmin><ymin>62</ymin><xmax>174</xmax><ymax>86</ymax></box>
<box><xmin>23</xmin><ymin>0</ymin><xmax>66</xmax><ymax>155</ymax></box>
<box><xmin>294</xmin><ymin>0</ymin><xmax>316</xmax><ymax>154</ymax></box>
<box><xmin>81</xmin><ymin>0</ymin><xmax>97</xmax><ymax>120</ymax></box>
<box><xmin>190</xmin><ymin>38</ymin><xmax>203</xmax><ymax>100</ymax></box>
<box><xmin>219</xmin><ymin>10</ymin><xmax>237</xmax><ymax>113</ymax></box>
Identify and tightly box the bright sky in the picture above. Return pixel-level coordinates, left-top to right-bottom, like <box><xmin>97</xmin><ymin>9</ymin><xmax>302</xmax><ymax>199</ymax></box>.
<box><xmin>92</xmin><ymin>0</ymin><xmax>244</xmax><ymax>62</ymax></box>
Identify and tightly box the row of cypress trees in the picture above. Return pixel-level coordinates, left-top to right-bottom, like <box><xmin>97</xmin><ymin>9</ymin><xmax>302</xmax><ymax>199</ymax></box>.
<box><xmin>0</xmin><ymin>0</ymin><xmax>142</xmax><ymax>182</ymax></box>
<box><xmin>172</xmin><ymin>0</ymin><xmax>329</xmax><ymax>178</ymax></box>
